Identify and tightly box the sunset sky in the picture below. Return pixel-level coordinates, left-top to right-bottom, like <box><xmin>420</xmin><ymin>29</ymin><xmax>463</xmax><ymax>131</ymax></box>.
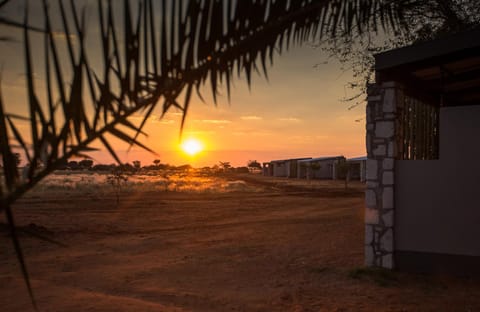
<box><xmin>0</xmin><ymin>1</ymin><xmax>366</xmax><ymax>168</ymax></box>
<box><xmin>133</xmin><ymin>46</ymin><xmax>367</xmax><ymax>167</ymax></box>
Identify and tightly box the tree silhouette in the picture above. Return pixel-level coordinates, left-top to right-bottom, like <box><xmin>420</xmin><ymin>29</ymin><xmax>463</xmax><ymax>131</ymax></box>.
<box><xmin>132</xmin><ymin>160</ymin><xmax>141</xmax><ymax>170</ymax></box>
<box><xmin>68</xmin><ymin>161</ymin><xmax>79</xmax><ymax>170</ymax></box>
<box><xmin>219</xmin><ymin>161</ymin><xmax>231</xmax><ymax>172</ymax></box>
<box><xmin>247</xmin><ymin>160</ymin><xmax>262</xmax><ymax>169</ymax></box>
<box><xmin>14</xmin><ymin>152</ymin><xmax>21</xmax><ymax>166</ymax></box>
<box><xmin>79</xmin><ymin>159</ymin><xmax>94</xmax><ymax>169</ymax></box>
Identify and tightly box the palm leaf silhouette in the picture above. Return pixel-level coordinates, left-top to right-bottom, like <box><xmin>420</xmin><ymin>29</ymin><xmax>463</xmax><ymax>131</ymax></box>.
<box><xmin>0</xmin><ymin>0</ymin><xmax>418</xmax><ymax>308</ymax></box>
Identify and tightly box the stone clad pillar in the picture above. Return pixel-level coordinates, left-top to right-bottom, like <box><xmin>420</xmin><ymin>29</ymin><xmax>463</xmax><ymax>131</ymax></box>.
<box><xmin>365</xmin><ymin>81</ymin><xmax>403</xmax><ymax>269</ymax></box>
<box><xmin>360</xmin><ymin>160</ymin><xmax>366</xmax><ymax>182</ymax></box>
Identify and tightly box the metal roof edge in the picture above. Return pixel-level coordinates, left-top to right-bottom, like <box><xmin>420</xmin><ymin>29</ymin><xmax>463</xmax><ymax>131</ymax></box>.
<box><xmin>298</xmin><ymin>156</ymin><xmax>345</xmax><ymax>162</ymax></box>
<box><xmin>375</xmin><ymin>28</ymin><xmax>480</xmax><ymax>71</ymax></box>
<box><xmin>347</xmin><ymin>156</ymin><xmax>367</xmax><ymax>161</ymax></box>
<box><xmin>270</xmin><ymin>157</ymin><xmax>312</xmax><ymax>163</ymax></box>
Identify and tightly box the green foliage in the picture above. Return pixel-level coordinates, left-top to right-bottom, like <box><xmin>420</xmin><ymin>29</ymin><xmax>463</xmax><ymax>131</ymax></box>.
<box><xmin>348</xmin><ymin>267</ymin><xmax>399</xmax><ymax>287</ymax></box>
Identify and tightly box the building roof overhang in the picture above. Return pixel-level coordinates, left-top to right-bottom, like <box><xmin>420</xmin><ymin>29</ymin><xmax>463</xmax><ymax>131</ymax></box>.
<box><xmin>270</xmin><ymin>157</ymin><xmax>312</xmax><ymax>163</ymax></box>
<box><xmin>347</xmin><ymin>156</ymin><xmax>367</xmax><ymax>162</ymax></box>
<box><xmin>374</xmin><ymin>28</ymin><xmax>480</xmax><ymax>107</ymax></box>
<box><xmin>298</xmin><ymin>156</ymin><xmax>344</xmax><ymax>163</ymax></box>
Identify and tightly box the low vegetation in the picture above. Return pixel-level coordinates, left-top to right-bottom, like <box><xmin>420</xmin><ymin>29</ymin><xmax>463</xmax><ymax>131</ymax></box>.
<box><xmin>348</xmin><ymin>267</ymin><xmax>399</xmax><ymax>287</ymax></box>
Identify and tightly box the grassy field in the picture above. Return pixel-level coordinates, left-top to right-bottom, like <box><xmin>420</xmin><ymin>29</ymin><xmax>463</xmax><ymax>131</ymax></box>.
<box><xmin>1</xmin><ymin>173</ymin><xmax>480</xmax><ymax>311</ymax></box>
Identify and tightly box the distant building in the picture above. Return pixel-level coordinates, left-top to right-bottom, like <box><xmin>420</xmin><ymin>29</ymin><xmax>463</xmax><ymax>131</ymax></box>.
<box><xmin>270</xmin><ymin>159</ymin><xmax>288</xmax><ymax>177</ymax></box>
<box><xmin>263</xmin><ymin>157</ymin><xmax>312</xmax><ymax>177</ymax></box>
<box><xmin>262</xmin><ymin>162</ymin><xmax>273</xmax><ymax>176</ymax></box>
<box><xmin>346</xmin><ymin>156</ymin><xmax>367</xmax><ymax>182</ymax></box>
<box><xmin>285</xmin><ymin>158</ymin><xmax>312</xmax><ymax>178</ymax></box>
<box><xmin>297</xmin><ymin>156</ymin><xmax>345</xmax><ymax>179</ymax></box>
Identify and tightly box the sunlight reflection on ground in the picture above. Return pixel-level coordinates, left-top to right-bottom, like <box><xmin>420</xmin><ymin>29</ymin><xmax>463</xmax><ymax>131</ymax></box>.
<box><xmin>25</xmin><ymin>171</ymin><xmax>260</xmax><ymax>196</ymax></box>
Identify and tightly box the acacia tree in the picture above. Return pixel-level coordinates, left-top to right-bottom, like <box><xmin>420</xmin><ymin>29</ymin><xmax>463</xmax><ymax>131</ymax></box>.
<box><xmin>219</xmin><ymin>161</ymin><xmax>232</xmax><ymax>172</ymax></box>
<box><xmin>0</xmin><ymin>0</ymin><xmax>431</xmax><ymax>308</ymax></box>
<box><xmin>132</xmin><ymin>160</ymin><xmax>141</xmax><ymax>170</ymax></box>
<box><xmin>247</xmin><ymin>160</ymin><xmax>262</xmax><ymax>171</ymax></box>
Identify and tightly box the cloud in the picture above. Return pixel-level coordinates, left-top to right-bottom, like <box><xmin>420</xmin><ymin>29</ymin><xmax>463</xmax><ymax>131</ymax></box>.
<box><xmin>155</xmin><ymin>119</ymin><xmax>175</xmax><ymax>125</ymax></box>
<box><xmin>195</xmin><ymin>119</ymin><xmax>232</xmax><ymax>124</ymax></box>
<box><xmin>240</xmin><ymin>115</ymin><xmax>263</xmax><ymax>121</ymax></box>
<box><xmin>287</xmin><ymin>135</ymin><xmax>329</xmax><ymax>143</ymax></box>
<box><xmin>255</xmin><ymin>132</ymin><xmax>273</xmax><ymax>137</ymax></box>
<box><xmin>232</xmin><ymin>130</ymin><xmax>272</xmax><ymax>137</ymax></box>
<box><xmin>278</xmin><ymin>117</ymin><xmax>301</xmax><ymax>122</ymax></box>
<box><xmin>129</xmin><ymin>115</ymin><xmax>175</xmax><ymax>125</ymax></box>
<box><xmin>166</xmin><ymin>112</ymin><xmax>184</xmax><ymax>117</ymax></box>
<box><xmin>184</xmin><ymin>130</ymin><xmax>216</xmax><ymax>135</ymax></box>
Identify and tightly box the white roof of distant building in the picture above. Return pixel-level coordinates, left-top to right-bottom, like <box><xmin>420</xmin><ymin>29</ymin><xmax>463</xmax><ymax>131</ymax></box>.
<box><xmin>348</xmin><ymin>156</ymin><xmax>367</xmax><ymax>161</ymax></box>
<box><xmin>270</xmin><ymin>157</ymin><xmax>312</xmax><ymax>163</ymax></box>
<box><xmin>298</xmin><ymin>156</ymin><xmax>344</xmax><ymax>162</ymax></box>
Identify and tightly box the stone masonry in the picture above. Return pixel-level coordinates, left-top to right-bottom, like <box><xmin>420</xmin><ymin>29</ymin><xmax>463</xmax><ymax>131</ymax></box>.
<box><xmin>365</xmin><ymin>81</ymin><xmax>403</xmax><ymax>269</ymax></box>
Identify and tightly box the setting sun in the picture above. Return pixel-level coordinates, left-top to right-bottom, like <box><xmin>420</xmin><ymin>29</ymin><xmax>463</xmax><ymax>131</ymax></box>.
<box><xmin>181</xmin><ymin>138</ymin><xmax>204</xmax><ymax>156</ymax></box>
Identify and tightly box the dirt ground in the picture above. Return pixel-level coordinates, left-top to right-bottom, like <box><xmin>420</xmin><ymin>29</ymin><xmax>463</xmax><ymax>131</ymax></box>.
<box><xmin>1</xmin><ymin>175</ymin><xmax>480</xmax><ymax>311</ymax></box>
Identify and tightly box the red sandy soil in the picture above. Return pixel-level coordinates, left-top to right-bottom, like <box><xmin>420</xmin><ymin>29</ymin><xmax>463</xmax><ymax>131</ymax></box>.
<box><xmin>1</xmin><ymin>175</ymin><xmax>480</xmax><ymax>311</ymax></box>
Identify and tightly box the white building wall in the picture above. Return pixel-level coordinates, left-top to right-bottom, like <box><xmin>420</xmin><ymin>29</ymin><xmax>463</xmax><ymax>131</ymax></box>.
<box><xmin>272</xmin><ymin>162</ymin><xmax>287</xmax><ymax>177</ymax></box>
<box><xmin>395</xmin><ymin>105</ymin><xmax>480</xmax><ymax>256</ymax></box>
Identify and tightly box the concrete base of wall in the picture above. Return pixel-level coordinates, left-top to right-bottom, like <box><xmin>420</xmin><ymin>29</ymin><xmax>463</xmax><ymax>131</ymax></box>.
<box><xmin>395</xmin><ymin>250</ymin><xmax>480</xmax><ymax>276</ymax></box>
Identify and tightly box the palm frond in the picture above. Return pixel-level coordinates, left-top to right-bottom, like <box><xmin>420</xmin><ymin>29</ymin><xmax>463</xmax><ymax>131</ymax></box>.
<box><xmin>0</xmin><ymin>0</ymin><xmax>424</xmax><ymax>308</ymax></box>
<box><xmin>4</xmin><ymin>204</ymin><xmax>38</xmax><ymax>310</ymax></box>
